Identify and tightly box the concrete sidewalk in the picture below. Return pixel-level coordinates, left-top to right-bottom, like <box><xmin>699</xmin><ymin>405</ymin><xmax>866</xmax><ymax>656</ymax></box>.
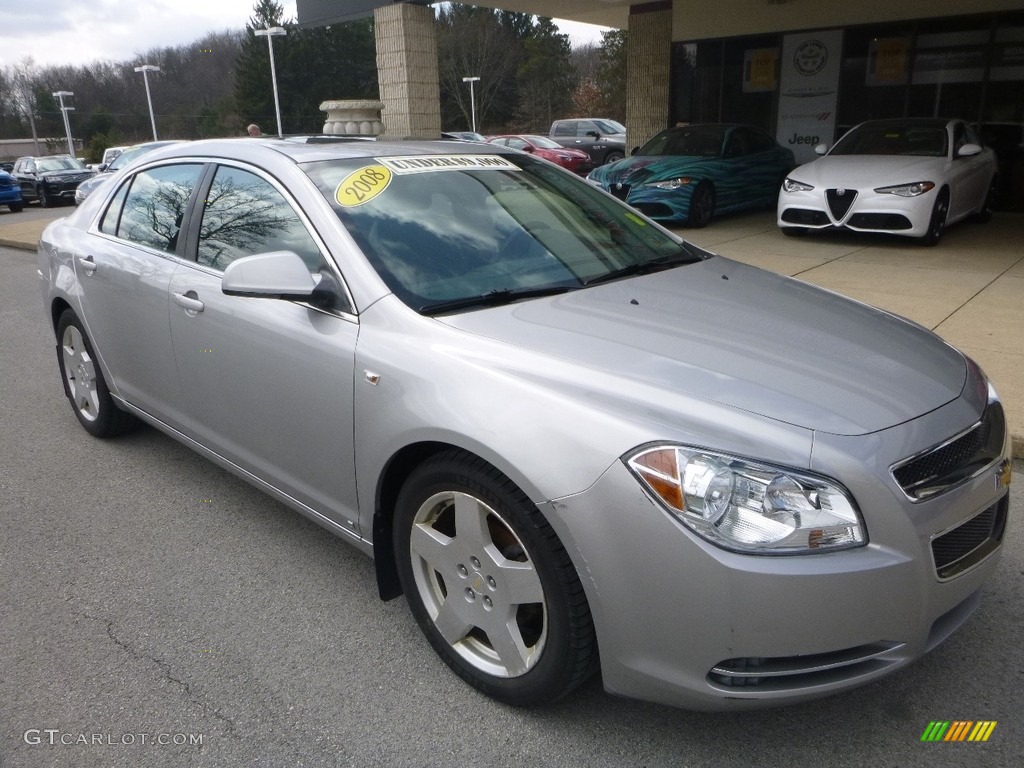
<box><xmin>3</xmin><ymin>205</ymin><xmax>1022</xmax><ymax>457</ymax></box>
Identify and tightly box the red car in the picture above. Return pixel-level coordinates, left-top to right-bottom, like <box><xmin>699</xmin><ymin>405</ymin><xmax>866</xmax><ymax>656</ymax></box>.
<box><xmin>487</xmin><ymin>135</ymin><xmax>593</xmax><ymax>175</ymax></box>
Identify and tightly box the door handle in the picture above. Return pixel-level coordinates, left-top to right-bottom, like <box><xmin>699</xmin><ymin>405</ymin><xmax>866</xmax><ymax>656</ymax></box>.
<box><xmin>172</xmin><ymin>290</ymin><xmax>205</xmax><ymax>314</ymax></box>
<box><xmin>76</xmin><ymin>255</ymin><xmax>97</xmax><ymax>276</ymax></box>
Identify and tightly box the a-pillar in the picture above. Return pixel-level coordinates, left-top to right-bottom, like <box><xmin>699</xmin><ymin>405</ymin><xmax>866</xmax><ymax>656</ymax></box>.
<box><xmin>626</xmin><ymin>2</ymin><xmax>673</xmax><ymax>152</ymax></box>
<box><xmin>374</xmin><ymin>2</ymin><xmax>442</xmax><ymax>139</ymax></box>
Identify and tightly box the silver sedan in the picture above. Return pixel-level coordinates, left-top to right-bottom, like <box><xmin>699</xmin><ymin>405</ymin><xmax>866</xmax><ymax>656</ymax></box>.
<box><xmin>38</xmin><ymin>138</ymin><xmax>1011</xmax><ymax>710</ymax></box>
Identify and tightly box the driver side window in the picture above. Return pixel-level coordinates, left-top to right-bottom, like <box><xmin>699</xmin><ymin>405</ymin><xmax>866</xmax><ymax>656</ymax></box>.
<box><xmin>196</xmin><ymin>166</ymin><xmax>328</xmax><ymax>273</ymax></box>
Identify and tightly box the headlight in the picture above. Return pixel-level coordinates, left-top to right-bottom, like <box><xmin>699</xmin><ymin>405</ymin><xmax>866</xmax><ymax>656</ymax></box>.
<box><xmin>644</xmin><ymin>177</ymin><xmax>693</xmax><ymax>190</ymax></box>
<box><xmin>782</xmin><ymin>178</ymin><xmax>814</xmax><ymax>193</ymax></box>
<box><xmin>874</xmin><ymin>181</ymin><xmax>935</xmax><ymax>197</ymax></box>
<box><xmin>626</xmin><ymin>445</ymin><xmax>865</xmax><ymax>554</ymax></box>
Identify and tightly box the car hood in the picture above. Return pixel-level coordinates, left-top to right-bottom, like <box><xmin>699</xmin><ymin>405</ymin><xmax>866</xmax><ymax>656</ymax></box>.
<box><xmin>791</xmin><ymin>155</ymin><xmax>944</xmax><ymax>187</ymax></box>
<box><xmin>438</xmin><ymin>258</ymin><xmax>966</xmax><ymax>436</ymax></box>
<box><xmin>39</xmin><ymin>169</ymin><xmax>93</xmax><ymax>180</ymax></box>
<box><xmin>590</xmin><ymin>155</ymin><xmax>712</xmax><ymax>186</ymax></box>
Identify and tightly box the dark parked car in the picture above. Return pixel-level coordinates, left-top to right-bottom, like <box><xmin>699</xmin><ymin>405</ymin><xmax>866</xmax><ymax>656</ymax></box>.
<box><xmin>549</xmin><ymin>118</ymin><xmax>626</xmax><ymax>166</ymax></box>
<box><xmin>12</xmin><ymin>154</ymin><xmax>94</xmax><ymax>207</ymax></box>
<box><xmin>0</xmin><ymin>167</ymin><xmax>24</xmax><ymax>212</ymax></box>
<box><xmin>588</xmin><ymin>124</ymin><xmax>795</xmax><ymax>227</ymax></box>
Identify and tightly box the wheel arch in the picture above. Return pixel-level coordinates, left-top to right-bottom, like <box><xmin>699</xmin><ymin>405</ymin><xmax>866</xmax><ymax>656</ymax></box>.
<box><xmin>50</xmin><ymin>296</ymin><xmax>74</xmax><ymax>337</ymax></box>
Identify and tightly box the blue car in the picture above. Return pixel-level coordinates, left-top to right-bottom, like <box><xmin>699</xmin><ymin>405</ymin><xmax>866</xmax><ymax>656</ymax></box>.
<box><xmin>0</xmin><ymin>168</ymin><xmax>24</xmax><ymax>213</ymax></box>
<box><xmin>588</xmin><ymin>124</ymin><xmax>794</xmax><ymax>227</ymax></box>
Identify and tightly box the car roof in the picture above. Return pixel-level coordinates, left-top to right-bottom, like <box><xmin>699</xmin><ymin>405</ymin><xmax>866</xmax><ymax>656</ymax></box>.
<box><xmin>139</xmin><ymin>137</ymin><xmax>519</xmax><ymax>166</ymax></box>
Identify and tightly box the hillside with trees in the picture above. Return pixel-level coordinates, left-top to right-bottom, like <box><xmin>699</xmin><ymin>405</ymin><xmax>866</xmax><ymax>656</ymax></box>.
<box><xmin>0</xmin><ymin>1</ymin><xmax>626</xmax><ymax>162</ymax></box>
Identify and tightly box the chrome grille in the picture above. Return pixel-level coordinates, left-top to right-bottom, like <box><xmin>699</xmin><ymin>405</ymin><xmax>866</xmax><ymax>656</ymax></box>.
<box><xmin>826</xmin><ymin>188</ymin><xmax>857</xmax><ymax>220</ymax></box>
<box><xmin>931</xmin><ymin>496</ymin><xmax>1007</xmax><ymax>580</ymax></box>
<box><xmin>891</xmin><ymin>402</ymin><xmax>1005</xmax><ymax>500</ymax></box>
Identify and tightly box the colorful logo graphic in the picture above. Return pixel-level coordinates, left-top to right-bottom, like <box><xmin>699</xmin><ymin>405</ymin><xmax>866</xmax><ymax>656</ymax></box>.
<box><xmin>921</xmin><ymin>721</ymin><xmax>997</xmax><ymax>742</ymax></box>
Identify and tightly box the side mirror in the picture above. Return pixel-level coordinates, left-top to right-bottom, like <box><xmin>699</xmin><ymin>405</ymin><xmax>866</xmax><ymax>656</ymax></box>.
<box><xmin>630</xmin><ymin>146</ymin><xmax>640</xmax><ymax>156</ymax></box>
<box><xmin>222</xmin><ymin>251</ymin><xmax>317</xmax><ymax>299</ymax></box>
<box><xmin>814</xmin><ymin>143</ymin><xmax>828</xmax><ymax>155</ymax></box>
<box><xmin>957</xmin><ymin>143</ymin><xmax>982</xmax><ymax>158</ymax></box>
<box><xmin>587</xmin><ymin>130</ymin><xmax>601</xmax><ymax>139</ymax></box>
<box><xmin>523</xmin><ymin>145</ymin><xmax>535</xmax><ymax>153</ymax></box>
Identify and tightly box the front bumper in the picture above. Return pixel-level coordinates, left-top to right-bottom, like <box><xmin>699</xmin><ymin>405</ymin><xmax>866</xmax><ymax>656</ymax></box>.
<box><xmin>544</xmin><ymin>398</ymin><xmax>1009</xmax><ymax>710</ymax></box>
<box><xmin>595</xmin><ymin>181</ymin><xmax>693</xmax><ymax>222</ymax></box>
<box><xmin>777</xmin><ymin>185</ymin><xmax>935</xmax><ymax>237</ymax></box>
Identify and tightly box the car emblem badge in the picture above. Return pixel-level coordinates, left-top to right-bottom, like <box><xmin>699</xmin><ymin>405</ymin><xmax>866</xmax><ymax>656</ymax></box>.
<box><xmin>614</xmin><ymin>183</ymin><xmax>622</xmax><ymax>190</ymax></box>
<box><xmin>836</xmin><ymin>188</ymin><xmax>846</xmax><ymax>196</ymax></box>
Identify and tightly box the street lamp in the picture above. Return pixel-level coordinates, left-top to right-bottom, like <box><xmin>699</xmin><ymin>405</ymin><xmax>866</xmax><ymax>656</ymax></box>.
<box><xmin>254</xmin><ymin>26</ymin><xmax>287</xmax><ymax>137</ymax></box>
<box><xmin>462</xmin><ymin>76</ymin><xmax>481</xmax><ymax>134</ymax></box>
<box><xmin>134</xmin><ymin>64</ymin><xmax>161</xmax><ymax>141</ymax></box>
<box><xmin>52</xmin><ymin>91</ymin><xmax>76</xmax><ymax>157</ymax></box>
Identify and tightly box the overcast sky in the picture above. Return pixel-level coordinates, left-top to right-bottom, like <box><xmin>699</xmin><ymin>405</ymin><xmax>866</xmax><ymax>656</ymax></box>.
<box><xmin>0</xmin><ymin>0</ymin><xmax>607</xmax><ymax>69</ymax></box>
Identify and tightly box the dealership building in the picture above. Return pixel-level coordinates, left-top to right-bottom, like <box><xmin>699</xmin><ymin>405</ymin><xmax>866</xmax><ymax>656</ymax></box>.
<box><xmin>299</xmin><ymin>1</ymin><xmax>1024</xmax><ymax>205</ymax></box>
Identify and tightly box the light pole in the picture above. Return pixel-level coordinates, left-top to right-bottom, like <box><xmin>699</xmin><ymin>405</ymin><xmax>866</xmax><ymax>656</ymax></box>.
<box><xmin>254</xmin><ymin>26</ymin><xmax>287</xmax><ymax>137</ymax></box>
<box><xmin>52</xmin><ymin>91</ymin><xmax>76</xmax><ymax>157</ymax></box>
<box><xmin>462</xmin><ymin>76</ymin><xmax>480</xmax><ymax>134</ymax></box>
<box><xmin>134</xmin><ymin>64</ymin><xmax>161</xmax><ymax>141</ymax></box>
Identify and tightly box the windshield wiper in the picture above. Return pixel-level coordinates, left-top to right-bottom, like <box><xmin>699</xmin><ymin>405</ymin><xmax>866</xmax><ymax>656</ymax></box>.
<box><xmin>419</xmin><ymin>285</ymin><xmax>575</xmax><ymax>316</ymax></box>
<box><xmin>582</xmin><ymin>251</ymin><xmax>699</xmax><ymax>287</ymax></box>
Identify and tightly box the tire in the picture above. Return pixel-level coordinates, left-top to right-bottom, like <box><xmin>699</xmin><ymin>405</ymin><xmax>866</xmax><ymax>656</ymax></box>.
<box><xmin>972</xmin><ymin>176</ymin><xmax>998</xmax><ymax>224</ymax></box>
<box><xmin>687</xmin><ymin>182</ymin><xmax>715</xmax><ymax>228</ymax></box>
<box><xmin>39</xmin><ymin>185</ymin><xmax>52</xmax><ymax>208</ymax></box>
<box><xmin>55</xmin><ymin>309</ymin><xmax>138</xmax><ymax>437</ymax></box>
<box><xmin>394</xmin><ymin>450</ymin><xmax>597</xmax><ymax>706</ymax></box>
<box><xmin>603</xmin><ymin>151</ymin><xmax>624</xmax><ymax>165</ymax></box>
<box><xmin>919</xmin><ymin>188</ymin><xmax>949</xmax><ymax>246</ymax></box>
<box><xmin>8</xmin><ymin>202</ymin><xmax>23</xmax><ymax>213</ymax></box>
<box><xmin>781</xmin><ymin>226</ymin><xmax>806</xmax><ymax>237</ymax></box>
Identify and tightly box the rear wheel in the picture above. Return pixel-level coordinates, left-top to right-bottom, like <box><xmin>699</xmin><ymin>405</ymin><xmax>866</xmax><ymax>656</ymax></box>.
<box><xmin>394</xmin><ymin>450</ymin><xmax>597</xmax><ymax>706</ymax></box>
<box><xmin>688</xmin><ymin>182</ymin><xmax>715</xmax><ymax>228</ymax></box>
<box><xmin>603</xmin><ymin>151</ymin><xmax>624</xmax><ymax>165</ymax></box>
<box><xmin>55</xmin><ymin>309</ymin><xmax>138</xmax><ymax>437</ymax></box>
<box><xmin>919</xmin><ymin>188</ymin><xmax>949</xmax><ymax>246</ymax></box>
<box><xmin>8</xmin><ymin>202</ymin><xmax>23</xmax><ymax>213</ymax></box>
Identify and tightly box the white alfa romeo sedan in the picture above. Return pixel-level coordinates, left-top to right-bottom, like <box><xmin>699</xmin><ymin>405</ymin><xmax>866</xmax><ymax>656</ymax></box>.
<box><xmin>778</xmin><ymin>118</ymin><xmax>998</xmax><ymax>245</ymax></box>
<box><xmin>39</xmin><ymin>138</ymin><xmax>1011</xmax><ymax>710</ymax></box>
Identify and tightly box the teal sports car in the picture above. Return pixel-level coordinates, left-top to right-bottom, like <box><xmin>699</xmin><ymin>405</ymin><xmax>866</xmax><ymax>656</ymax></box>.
<box><xmin>587</xmin><ymin>124</ymin><xmax>795</xmax><ymax>226</ymax></box>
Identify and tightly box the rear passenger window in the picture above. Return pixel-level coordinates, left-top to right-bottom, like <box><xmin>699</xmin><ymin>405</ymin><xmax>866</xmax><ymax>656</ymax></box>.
<box><xmin>117</xmin><ymin>164</ymin><xmax>204</xmax><ymax>253</ymax></box>
<box><xmin>99</xmin><ymin>181</ymin><xmax>130</xmax><ymax>236</ymax></box>
<box><xmin>196</xmin><ymin>165</ymin><xmax>328</xmax><ymax>273</ymax></box>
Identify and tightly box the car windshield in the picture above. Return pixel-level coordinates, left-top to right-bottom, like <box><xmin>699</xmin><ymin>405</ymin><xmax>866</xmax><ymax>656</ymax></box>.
<box><xmin>37</xmin><ymin>156</ymin><xmax>87</xmax><ymax>172</ymax></box>
<box><xmin>637</xmin><ymin>127</ymin><xmax>726</xmax><ymax>157</ymax></box>
<box><xmin>526</xmin><ymin>136</ymin><xmax>563</xmax><ymax>149</ymax></box>
<box><xmin>830</xmin><ymin>123</ymin><xmax>948</xmax><ymax>157</ymax></box>
<box><xmin>303</xmin><ymin>153</ymin><xmax>700</xmax><ymax>314</ymax></box>
<box><xmin>594</xmin><ymin>120</ymin><xmax>625</xmax><ymax>134</ymax></box>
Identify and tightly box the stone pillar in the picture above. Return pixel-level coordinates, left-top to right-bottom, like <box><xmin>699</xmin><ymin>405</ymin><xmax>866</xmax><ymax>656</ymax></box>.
<box><xmin>374</xmin><ymin>3</ymin><xmax>442</xmax><ymax>140</ymax></box>
<box><xmin>626</xmin><ymin>2</ymin><xmax>673</xmax><ymax>152</ymax></box>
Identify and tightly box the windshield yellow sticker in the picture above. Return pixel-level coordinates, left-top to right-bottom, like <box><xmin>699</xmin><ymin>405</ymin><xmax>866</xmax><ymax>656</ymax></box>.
<box><xmin>335</xmin><ymin>165</ymin><xmax>393</xmax><ymax>207</ymax></box>
<box><xmin>379</xmin><ymin>155</ymin><xmax>520</xmax><ymax>175</ymax></box>
<box><xmin>624</xmin><ymin>212</ymin><xmax>648</xmax><ymax>227</ymax></box>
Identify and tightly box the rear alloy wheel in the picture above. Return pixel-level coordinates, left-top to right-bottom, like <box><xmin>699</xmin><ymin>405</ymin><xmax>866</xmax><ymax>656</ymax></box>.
<box><xmin>919</xmin><ymin>188</ymin><xmax>949</xmax><ymax>246</ymax></box>
<box><xmin>56</xmin><ymin>309</ymin><xmax>137</xmax><ymax>437</ymax></box>
<box><xmin>688</xmin><ymin>182</ymin><xmax>715</xmax><ymax>228</ymax></box>
<box><xmin>395</xmin><ymin>451</ymin><xmax>597</xmax><ymax>706</ymax></box>
<box><xmin>603</xmin><ymin>151</ymin><xmax>624</xmax><ymax>165</ymax></box>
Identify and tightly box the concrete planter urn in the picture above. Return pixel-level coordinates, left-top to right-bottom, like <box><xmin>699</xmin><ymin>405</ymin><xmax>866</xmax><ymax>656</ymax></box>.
<box><xmin>320</xmin><ymin>100</ymin><xmax>385</xmax><ymax>137</ymax></box>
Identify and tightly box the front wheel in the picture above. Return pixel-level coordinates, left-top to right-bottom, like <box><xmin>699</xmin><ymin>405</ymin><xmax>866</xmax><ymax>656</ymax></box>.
<box><xmin>919</xmin><ymin>188</ymin><xmax>949</xmax><ymax>246</ymax></box>
<box><xmin>394</xmin><ymin>451</ymin><xmax>597</xmax><ymax>706</ymax></box>
<box><xmin>39</xmin><ymin>185</ymin><xmax>52</xmax><ymax>208</ymax></box>
<box><xmin>688</xmin><ymin>182</ymin><xmax>715</xmax><ymax>228</ymax></box>
<box><xmin>55</xmin><ymin>309</ymin><xmax>138</xmax><ymax>437</ymax></box>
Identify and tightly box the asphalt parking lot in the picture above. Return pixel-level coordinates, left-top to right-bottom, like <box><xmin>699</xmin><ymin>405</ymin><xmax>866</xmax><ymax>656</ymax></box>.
<box><xmin>1</xmin><ymin>236</ymin><xmax>1022</xmax><ymax>767</ymax></box>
